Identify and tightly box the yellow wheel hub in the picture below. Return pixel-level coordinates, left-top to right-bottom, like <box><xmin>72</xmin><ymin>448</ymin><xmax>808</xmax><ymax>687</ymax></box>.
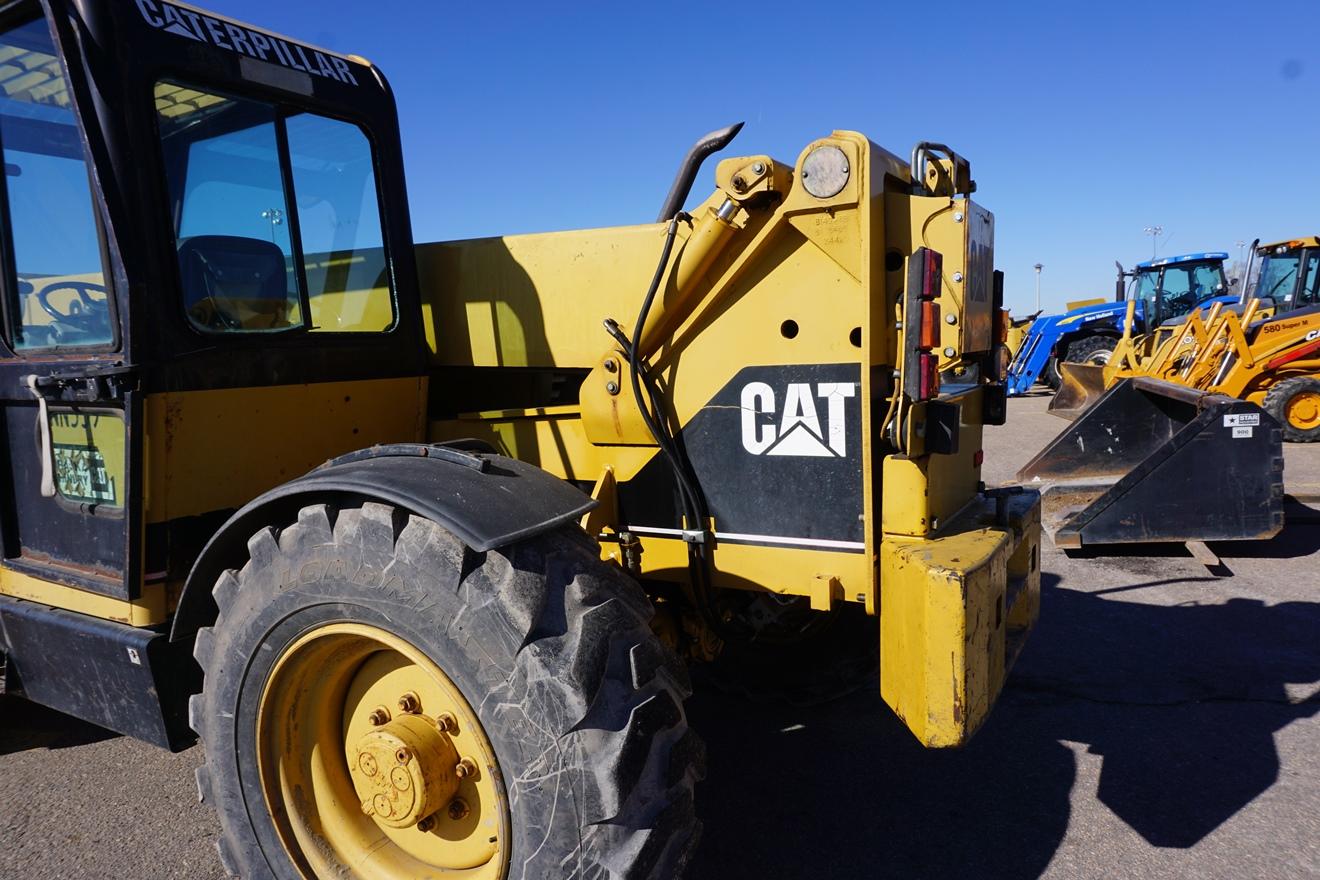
<box><xmin>257</xmin><ymin>623</ymin><xmax>509</xmax><ymax>879</ymax></box>
<box><xmin>1286</xmin><ymin>391</ymin><xmax>1320</xmax><ymax>431</ymax></box>
<box><xmin>351</xmin><ymin>713</ymin><xmax>461</xmax><ymax>829</ymax></box>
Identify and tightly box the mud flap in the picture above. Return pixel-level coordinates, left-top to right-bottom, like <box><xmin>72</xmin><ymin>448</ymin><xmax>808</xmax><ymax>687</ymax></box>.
<box><xmin>1047</xmin><ymin>361</ymin><xmax>1108</xmax><ymax>420</ymax></box>
<box><xmin>1018</xmin><ymin>377</ymin><xmax>1285</xmax><ymax>547</ymax></box>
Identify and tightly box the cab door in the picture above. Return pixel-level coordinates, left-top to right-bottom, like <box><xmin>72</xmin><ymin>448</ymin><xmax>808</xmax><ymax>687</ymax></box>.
<box><xmin>0</xmin><ymin>13</ymin><xmax>140</xmax><ymax>607</ymax></box>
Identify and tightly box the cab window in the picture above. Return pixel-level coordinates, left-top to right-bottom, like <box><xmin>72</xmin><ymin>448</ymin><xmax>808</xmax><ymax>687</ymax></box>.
<box><xmin>1159</xmin><ymin>266</ymin><xmax>1193</xmax><ymax>313</ymax></box>
<box><xmin>155</xmin><ymin>81</ymin><xmax>394</xmax><ymax>334</ymax></box>
<box><xmin>1300</xmin><ymin>251</ymin><xmax>1320</xmax><ymax>307</ymax></box>
<box><xmin>0</xmin><ymin>18</ymin><xmax>112</xmax><ymax>351</ymax></box>
<box><xmin>1190</xmin><ymin>264</ymin><xmax>1224</xmax><ymax>304</ymax></box>
<box><xmin>1256</xmin><ymin>253</ymin><xmax>1300</xmax><ymax>303</ymax></box>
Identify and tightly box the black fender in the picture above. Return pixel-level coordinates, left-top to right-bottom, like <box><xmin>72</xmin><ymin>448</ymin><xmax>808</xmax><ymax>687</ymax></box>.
<box><xmin>169</xmin><ymin>443</ymin><xmax>596</xmax><ymax>641</ymax></box>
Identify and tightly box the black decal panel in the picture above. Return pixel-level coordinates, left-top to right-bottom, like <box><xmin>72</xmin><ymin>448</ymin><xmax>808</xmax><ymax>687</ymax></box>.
<box><xmin>619</xmin><ymin>364</ymin><xmax>864</xmax><ymax>548</ymax></box>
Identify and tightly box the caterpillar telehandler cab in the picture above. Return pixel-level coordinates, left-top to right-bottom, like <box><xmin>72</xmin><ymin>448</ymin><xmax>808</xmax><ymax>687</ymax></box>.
<box><xmin>0</xmin><ymin>2</ymin><xmax>1040</xmax><ymax>877</ymax></box>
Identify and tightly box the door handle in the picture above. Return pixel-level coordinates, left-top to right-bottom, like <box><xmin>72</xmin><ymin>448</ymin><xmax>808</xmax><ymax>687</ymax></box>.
<box><xmin>30</xmin><ymin>365</ymin><xmax>136</xmax><ymax>403</ymax></box>
<box><xmin>24</xmin><ymin>374</ymin><xmax>56</xmax><ymax>498</ymax></box>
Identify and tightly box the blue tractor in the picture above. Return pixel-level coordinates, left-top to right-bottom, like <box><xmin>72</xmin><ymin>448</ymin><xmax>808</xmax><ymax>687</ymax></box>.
<box><xmin>1006</xmin><ymin>252</ymin><xmax>1234</xmax><ymax>395</ymax></box>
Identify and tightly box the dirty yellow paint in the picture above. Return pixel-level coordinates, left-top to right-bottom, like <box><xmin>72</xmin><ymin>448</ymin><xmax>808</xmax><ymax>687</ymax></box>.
<box><xmin>0</xmin><ymin>567</ymin><xmax>168</xmax><ymax>626</ymax></box>
<box><xmin>143</xmin><ymin>377</ymin><xmax>426</xmax><ymax>524</ymax></box>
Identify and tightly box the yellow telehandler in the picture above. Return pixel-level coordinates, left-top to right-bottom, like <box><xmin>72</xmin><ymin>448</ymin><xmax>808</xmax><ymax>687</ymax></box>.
<box><xmin>0</xmin><ymin>2</ymin><xmax>1041</xmax><ymax>877</ymax></box>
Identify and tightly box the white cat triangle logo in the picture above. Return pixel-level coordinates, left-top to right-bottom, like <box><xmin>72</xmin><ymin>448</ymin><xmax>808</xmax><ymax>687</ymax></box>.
<box><xmin>765</xmin><ymin>423</ymin><xmax>836</xmax><ymax>457</ymax></box>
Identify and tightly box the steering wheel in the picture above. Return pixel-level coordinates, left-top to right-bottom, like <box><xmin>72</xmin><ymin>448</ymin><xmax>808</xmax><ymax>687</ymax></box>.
<box><xmin>1163</xmin><ymin>289</ymin><xmax>1197</xmax><ymax>315</ymax></box>
<box><xmin>35</xmin><ymin>280</ymin><xmax>110</xmax><ymax>335</ymax></box>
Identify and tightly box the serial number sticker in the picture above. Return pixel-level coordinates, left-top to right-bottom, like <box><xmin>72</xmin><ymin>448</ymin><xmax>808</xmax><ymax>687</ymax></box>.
<box><xmin>53</xmin><ymin>444</ymin><xmax>117</xmax><ymax>503</ymax></box>
<box><xmin>48</xmin><ymin>411</ymin><xmax>124</xmax><ymax>507</ymax></box>
<box><xmin>1232</xmin><ymin>426</ymin><xmax>1254</xmax><ymax>439</ymax></box>
<box><xmin>1224</xmin><ymin>413</ymin><xmax>1261</xmax><ymax>428</ymax></box>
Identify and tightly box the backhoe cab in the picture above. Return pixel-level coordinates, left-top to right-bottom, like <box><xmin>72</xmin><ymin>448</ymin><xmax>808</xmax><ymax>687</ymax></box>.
<box><xmin>0</xmin><ymin>2</ymin><xmax>1040</xmax><ymax>878</ymax></box>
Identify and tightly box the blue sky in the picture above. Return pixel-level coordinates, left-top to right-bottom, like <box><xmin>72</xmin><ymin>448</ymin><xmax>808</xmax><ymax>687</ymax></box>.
<box><xmin>215</xmin><ymin>0</ymin><xmax>1320</xmax><ymax>315</ymax></box>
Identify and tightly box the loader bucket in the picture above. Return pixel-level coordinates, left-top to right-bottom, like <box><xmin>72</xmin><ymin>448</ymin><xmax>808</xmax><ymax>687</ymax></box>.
<box><xmin>1047</xmin><ymin>361</ymin><xmax>1108</xmax><ymax>420</ymax></box>
<box><xmin>1018</xmin><ymin>377</ymin><xmax>1284</xmax><ymax>548</ymax></box>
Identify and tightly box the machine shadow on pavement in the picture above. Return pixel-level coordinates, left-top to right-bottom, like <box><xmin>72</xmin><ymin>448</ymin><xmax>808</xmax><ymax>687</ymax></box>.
<box><xmin>689</xmin><ymin>573</ymin><xmax>1320</xmax><ymax>879</ymax></box>
<box><xmin>0</xmin><ymin>696</ymin><xmax>119</xmax><ymax>756</ymax></box>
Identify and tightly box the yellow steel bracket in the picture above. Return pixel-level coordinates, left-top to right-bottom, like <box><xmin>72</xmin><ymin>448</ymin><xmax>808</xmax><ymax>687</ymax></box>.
<box><xmin>1186</xmin><ymin>300</ymin><xmax>1260</xmax><ymax>388</ymax></box>
<box><xmin>878</xmin><ymin>492</ymin><xmax>1040</xmax><ymax>748</ymax></box>
<box><xmin>1106</xmin><ymin>298</ymin><xmax>1142</xmax><ymax>376</ymax></box>
<box><xmin>1138</xmin><ymin>304</ymin><xmax>1210</xmax><ymax>381</ymax></box>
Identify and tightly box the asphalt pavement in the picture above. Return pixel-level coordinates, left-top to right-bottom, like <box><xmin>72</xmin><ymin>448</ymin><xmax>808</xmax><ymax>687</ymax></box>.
<box><xmin>3</xmin><ymin>393</ymin><xmax>1318</xmax><ymax>879</ymax></box>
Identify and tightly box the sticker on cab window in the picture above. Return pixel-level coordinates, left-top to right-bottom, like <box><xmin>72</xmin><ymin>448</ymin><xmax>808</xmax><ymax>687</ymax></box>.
<box><xmin>49</xmin><ymin>411</ymin><xmax>124</xmax><ymax>506</ymax></box>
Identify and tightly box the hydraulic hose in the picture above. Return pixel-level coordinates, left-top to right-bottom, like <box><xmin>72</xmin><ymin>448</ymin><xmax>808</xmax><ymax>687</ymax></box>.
<box><xmin>618</xmin><ymin>213</ymin><xmax>733</xmax><ymax>639</ymax></box>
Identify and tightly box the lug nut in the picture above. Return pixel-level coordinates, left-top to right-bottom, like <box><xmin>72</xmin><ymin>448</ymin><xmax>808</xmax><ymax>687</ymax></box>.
<box><xmin>395</xmin><ymin>747</ymin><xmax>413</xmax><ymax>764</ymax></box>
<box><xmin>397</xmin><ymin>692</ymin><xmax>421</xmax><ymax>714</ymax></box>
<box><xmin>417</xmin><ymin>814</ymin><xmax>437</xmax><ymax>833</ymax></box>
<box><xmin>455</xmin><ymin>757</ymin><xmax>478</xmax><ymax>779</ymax></box>
<box><xmin>606</xmin><ymin>381</ymin><xmax>620</xmax><ymax>395</ymax></box>
<box><xmin>367</xmin><ymin>707</ymin><xmax>390</xmax><ymax>726</ymax></box>
<box><xmin>448</xmin><ymin>798</ymin><xmax>471</xmax><ymax>821</ymax></box>
<box><xmin>435</xmin><ymin>712</ymin><xmax>458</xmax><ymax>734</ymax></box>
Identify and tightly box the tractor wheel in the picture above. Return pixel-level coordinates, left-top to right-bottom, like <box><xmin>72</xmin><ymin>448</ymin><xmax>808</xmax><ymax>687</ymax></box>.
<box><xmin>1066</xmin><ymin>335</ymin><xmax>1117</xmax><ymax>367</ymax></box>
<box><xmin>1042</xmin><ymin>357</ymin><xmax>1063</xmax><ymax>390</ymax></box>
<box><xmin>1265</xmin><ymin>377</ymin><xmax>1320</xmax><ymax>442</ymax></box>
<box><xmin>190</xmin><ymin>502</ymin><xmax>703</xmax><ymax>880</ymax></box>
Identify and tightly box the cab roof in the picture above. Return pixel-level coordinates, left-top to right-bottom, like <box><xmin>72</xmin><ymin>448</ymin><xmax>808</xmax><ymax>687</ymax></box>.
<box><xmin>1136</xmin><ymin>252</ymin><xmax>1229</xmax><ymax>270</ymax></box>
<box><xmin>1257</xmin><ymin>237</ymin><xmax>1320</xmax><ymax>253</ymax></box>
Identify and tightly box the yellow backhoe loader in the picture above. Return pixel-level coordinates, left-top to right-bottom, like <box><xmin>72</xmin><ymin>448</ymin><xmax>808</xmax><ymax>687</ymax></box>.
<box><xmin>1019</xmin><ymin>271</ymin><xmax>1309</xmax><ymax>547</ymax></box>
<box><xmin>0</xmin><ymin>3</ymin><xmax>1040</xmax><ymax>878</ymax></box>
<box><xmin>1051</xmin><ymin>237</ymin><xmax>1318</xmax><ymax>418</ymax></box>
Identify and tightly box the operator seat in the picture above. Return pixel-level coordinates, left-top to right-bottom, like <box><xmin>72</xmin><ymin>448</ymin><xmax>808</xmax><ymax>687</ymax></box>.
<box><xmin>177</xmin><ymin>235</ymin><xmax>294</xmax><ymax>330</ymax></box>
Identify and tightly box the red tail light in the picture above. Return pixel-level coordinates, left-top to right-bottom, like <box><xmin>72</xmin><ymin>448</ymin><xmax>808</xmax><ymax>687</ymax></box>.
<box><xmin>918</xmin><ymin>352</ymin><xmax>940</xmax><ymax>399</ymax></box>
<box><xmin>903</xmin><ymin>248</ymin><xmax>944</xmax><ymax>402</ymax></box>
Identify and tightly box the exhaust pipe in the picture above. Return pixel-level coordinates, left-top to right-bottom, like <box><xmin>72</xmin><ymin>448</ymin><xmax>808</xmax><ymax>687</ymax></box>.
<box><xmin>655</xmin><ymin>122</ymin><xmax>744</xmax><ymax>222</ymax></box>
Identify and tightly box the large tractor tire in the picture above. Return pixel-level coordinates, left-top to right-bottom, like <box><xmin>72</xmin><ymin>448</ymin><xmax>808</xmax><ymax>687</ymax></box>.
<box><xmin>1065</xmin><ymin>335</ymin><xmax>1117</xmax><ymax>367</ymax></box>
<box><xmin>1042</xmin><ymin>357</ymin><xmax>1063</xmax><ymax>390</ymax></box>
<box><xmin>1264</xmin><ymin>377</ymin><xmax>1320</xmax><ymax>442</ymax></box>
<box><xmin>190</xmin><ymin>502</ymin><xmax>703</xmax><ymax>880</ymax></box>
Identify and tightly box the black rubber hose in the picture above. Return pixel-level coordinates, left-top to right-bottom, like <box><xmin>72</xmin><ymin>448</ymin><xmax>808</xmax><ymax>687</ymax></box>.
<box><xmin>627</xmin><ymin>214</ymin><xmax>732</xmax><ymax>638</ymax></box>
<box><xmin>628</xmin><ymin>215</ymin><xmax>705</xmax><ymax>526</ymax></box>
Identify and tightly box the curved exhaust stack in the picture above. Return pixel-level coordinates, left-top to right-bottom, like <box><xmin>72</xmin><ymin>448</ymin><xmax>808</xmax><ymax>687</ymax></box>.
<box><xmin>655</xmin><ymin>122</ymin><xmax>744</xmax><ymax>222</ymax></box>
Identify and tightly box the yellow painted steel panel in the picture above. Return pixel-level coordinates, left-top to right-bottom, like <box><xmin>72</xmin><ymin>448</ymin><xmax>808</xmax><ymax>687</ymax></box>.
<box><xmin>879</xmin><ymin>528</ymin><xmax>1008</xmax><ymax>748</ymax></box>
<box><xmin>143</xmin><ymin>377</ymin><xmax>426</xmax><ymax>524</ymax></box>
<box><xmin>0</xmin><ymin>567</ymin><xmax>168</xmax><ymax>626</ymax></box>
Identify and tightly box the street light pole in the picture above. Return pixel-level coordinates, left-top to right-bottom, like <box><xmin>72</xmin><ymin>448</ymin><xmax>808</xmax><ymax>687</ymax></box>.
<box><xmin>1033</xmin><ymin>263</ymin><xmax>1043</xmax><ymax>313</ymax></box>
<box><xmin>1143</xmin><ymin>225</ymin><xmax>1164</xmax><ymax>259</ymax></box>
